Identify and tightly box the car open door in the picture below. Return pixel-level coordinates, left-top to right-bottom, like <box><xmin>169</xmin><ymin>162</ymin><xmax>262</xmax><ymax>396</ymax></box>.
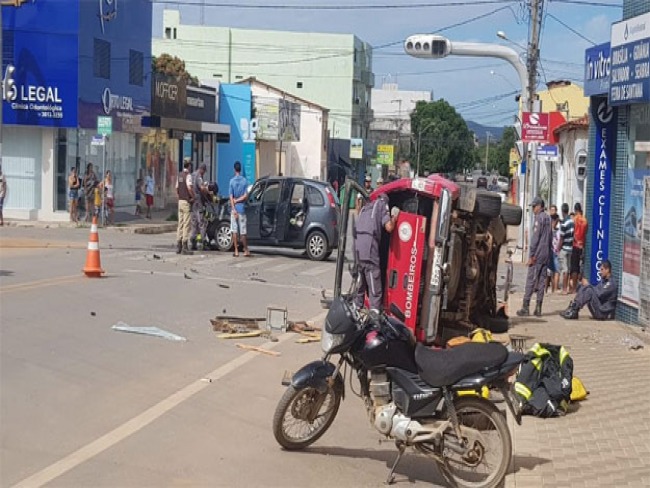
<box><xmin>259</xmin><ymin>179</ymin><xmax>282</xmax><ymax>239</ymax></box>
<box><xmin>245</xmin><ymin>180</ymin><xmax>266</xmax><ymax>241</ymax></box>
<box><xmin>334</xmin><ymin>178</ymin><xmax>368</xmax><ymax>299</ymax></box>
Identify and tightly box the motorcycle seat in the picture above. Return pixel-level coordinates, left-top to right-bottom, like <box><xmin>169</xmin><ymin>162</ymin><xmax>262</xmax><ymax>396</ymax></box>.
<box><xmin>415</xmin><ymin>342</ymin><xmax>508</xmax><ymax>387</ymax></box>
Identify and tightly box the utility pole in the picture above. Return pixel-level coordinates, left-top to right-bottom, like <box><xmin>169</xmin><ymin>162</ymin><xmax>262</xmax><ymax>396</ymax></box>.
<box><xmin>525</xmin><ymin>0</ymin><xmax>543</xmax><ymax>256</ymax></box>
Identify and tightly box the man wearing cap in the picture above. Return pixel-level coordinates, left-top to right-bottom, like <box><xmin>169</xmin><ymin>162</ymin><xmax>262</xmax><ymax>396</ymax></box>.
<box><xmin>190</xmin><ymin>163</ymin><xmax>209</xmax><ymax>250</ymax></box>
<box><xmin>376</xmin><ymin>176</ymin><xmax>384</xmax><ymax>187</ymax></box>
<box><xmin>517</xmin><ymin>196</ymin><xmax>553</xmax><ymax>317</ymax></box>
<box><xmin>356</xmin><ymin>175</ymin><xmax>373</xmax><ymax>212</ymax></box>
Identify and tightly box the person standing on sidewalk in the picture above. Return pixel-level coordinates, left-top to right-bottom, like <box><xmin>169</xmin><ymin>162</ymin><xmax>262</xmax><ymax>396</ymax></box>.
<box><xmin>190</xmin><ymin>163</ymin><xmax>209</xmax><ymax>251</ymax></box>
<box><xmin>570</xmin><ymin>202</ymin><xmax>588</xmax><ymax>293</ymax></box>
<box><xmin>517</xmin><ymin>196</ymin><xmax>553</xmax><ymax>317</ymax></box>
<box><xmin>144</xmin><ymin>168</ymin><xmax>155</xmax><ymax>219</ymax></box>
<box><xmin>68</xmin><ymin>167</ymin><xmax>80</xmax><ymax>223</ymax></box>
<box><xmin>229</xmin><ymin>161</ymin><xmax>250</xmax><ymax>257</ymax></box>
<box><xmin>99</xmin><ymin>170</ymin><xmax>115</xmax><ymax>225</ymax></box>
<box><xmin>558</xmin><ymin>203</ymin><xmax>574</xmax><ymax>294</ymax></box>
<box><xmin>175</xmin><ymin>161</ymin><xmax>194</xmax><ymax>255</ymax></box>
<box><xmin>83</xmin><ymin>163</ymin><xmax>98</xmax><ymax>222</ymax></box>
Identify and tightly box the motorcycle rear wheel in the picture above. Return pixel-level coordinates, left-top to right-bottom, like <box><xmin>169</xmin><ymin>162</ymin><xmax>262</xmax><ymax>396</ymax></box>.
<box><xmin>273</xmin><ymin>385</ymin><xmax>341</xmax><ymax>450</ymax></box>
<box><xmin>436</xmin><ymin>397</ymin><xmax>511</xmax><ymax>488</ymax></box>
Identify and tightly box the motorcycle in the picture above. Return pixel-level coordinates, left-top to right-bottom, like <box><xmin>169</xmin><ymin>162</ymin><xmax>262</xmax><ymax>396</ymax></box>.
<box><xmin>272</xmin><ymin>293</ymin><xmax>524</xmax><ymax>487</ymax></box>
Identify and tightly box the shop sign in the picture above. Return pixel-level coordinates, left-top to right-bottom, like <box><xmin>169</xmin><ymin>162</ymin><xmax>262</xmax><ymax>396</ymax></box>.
<box><xmin>589</xmin><ymin>97</ymin><xmax>616</xmax><ymax>284</ymax></box>
<box><xmin>350</xmin><ymin>138</ymin><xmax>363</xmax><ymax>159</ymax></box>
<box><xmin>536</xmin><ymin>144</ymin><xmax>558</xmax><ymax>162</ymax></box>
<box><xmin>584</xmin><ymin>42</ymin><xmax>611</xmax><ymax>97</ymax></box>
<box><xmin>2</xmin><ymin>63</ymin><xmax>71</xmax><ymax>125</ymax></box>
<box><xmin>101</xmin><ymin>87</ymin><xmax>133</xmax><ymax>115</ymax></box>
<box><xmin>279</xmin><ymin>99</ymin><xmax>301</xmax><ymax>142</ymax></box>
<box><xmin>609</xmin><ymin>12</ymin><xmax>650</xmax><ymax>106</ymax></box>
<box><xmin>186</xmin><ymin>85</ymin><xmax>216</xmax><ymax>123</ymax></box>
<box><xmin>521</xmin><ymin>112</ymin><xmax>549</xmax><ymax>142</ymax></box>
<box><xmin>377</xmin><ymin>144</ymin><xmax>394</xmax><ymax>166</ymax></box>
<box><xmin>152</xmin><ymin>73</ymin><xmax>187</xmax><ymax>119</ymax></box>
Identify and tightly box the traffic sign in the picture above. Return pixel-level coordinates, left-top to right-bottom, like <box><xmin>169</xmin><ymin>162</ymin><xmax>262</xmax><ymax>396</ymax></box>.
<box><xmin>521</xmin><ymin>112</ymin><xmax>549</xmax><ymax>142</ymax></box>
<box><xmin>537</xmin><ymin>144</ymin><xmax>559</xmax><ymax>162</ymax></box>
<box><xmin>376</xmin><ymin>144</ymin><xmax>394</xmax><ymax>165</ymax></box>
<box><xmin>91</xmin><ymin>135</ymin><xmax>106</xmax><ymax>146</ymax></box>
<box><xmin>97</xmin><ymin>116</ymin><xmax>112</xmax><ymax>136</ymax></box>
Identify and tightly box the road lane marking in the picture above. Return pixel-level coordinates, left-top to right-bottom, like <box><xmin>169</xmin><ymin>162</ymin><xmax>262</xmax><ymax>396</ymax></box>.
<box><xmin>0</xmin><ymin>275</ymin><xmax>83</xmax><ymax>294</ymax></box>
<box><xmin>9</xmin><ymin>311</ymin><xmax>326</xmax><ymax>488</ymax></box>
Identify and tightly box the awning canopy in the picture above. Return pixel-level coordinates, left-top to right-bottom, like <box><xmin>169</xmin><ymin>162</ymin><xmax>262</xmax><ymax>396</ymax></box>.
<box><xmin>141</xmin><ymin>115</ymin><xmax>230</xmax><ymax>143</ymax></box>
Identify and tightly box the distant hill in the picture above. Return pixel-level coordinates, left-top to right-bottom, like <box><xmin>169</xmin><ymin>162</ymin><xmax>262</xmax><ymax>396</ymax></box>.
<box><xmin>466</xmin><ymin>121</ymin><xmax>506</xmax><ymax>141</ymax></box>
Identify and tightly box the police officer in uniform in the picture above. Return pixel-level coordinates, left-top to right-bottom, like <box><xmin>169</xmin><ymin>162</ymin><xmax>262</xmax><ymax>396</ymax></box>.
<box><xmin>560</xmin><ymin>259</ymin><xmax>618</xmax><ymax>320</ymax></box>
<box><xmin>354</xmin><ymin>194</ymin><xmax>399</xmax><ymax>311</ymax></box>
<box><xmin>190</xmin><ymin>163</ymin><xmax>209</xmax><ymax>250</ymax></box>
<box><xmin>517</xmin><ymin>196</ymin><xmax>552</xmax><ymax>317</ymax></box>
<box><xmin>176</xmin><ymin>161</ymin><xmax>195</xmax><ymax>255</ymax></box>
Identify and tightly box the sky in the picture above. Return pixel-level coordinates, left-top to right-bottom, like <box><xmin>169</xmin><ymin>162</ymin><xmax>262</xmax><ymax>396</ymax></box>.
<box><xmin>152</xmin><ymin>0</ymin><xmax>623</xmax><ymax>127</ymax></box>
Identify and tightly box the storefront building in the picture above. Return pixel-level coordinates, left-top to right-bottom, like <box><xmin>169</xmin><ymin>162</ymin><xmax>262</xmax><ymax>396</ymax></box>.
<box><xmin>2</xmin><ymin>0</ymin><xmax>152</xmax><ymax>220</ymax></box>
<box><xmin>584</xmin><ymin>4</ymin><xmax>650</xmax><ymax>326</ymax></box>
<box><xmin>142</xmin><ymin>74</ymin><xmax>229</xmax><ymax>208</ymax></box>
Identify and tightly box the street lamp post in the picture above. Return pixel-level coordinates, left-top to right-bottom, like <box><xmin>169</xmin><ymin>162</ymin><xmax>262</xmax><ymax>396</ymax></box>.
<box><xmin>484</xmin><ymin>131</ymin><xmax>491</xmax><ymax>172</ymax></box>
<box><xmin>416</xmin><ymin>121</ymin><xmax>436</xmax><ymax>177</ymax></box>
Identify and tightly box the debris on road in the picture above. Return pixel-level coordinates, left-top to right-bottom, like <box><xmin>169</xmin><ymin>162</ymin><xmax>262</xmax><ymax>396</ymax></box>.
<box><xmin>184</xmin><ymin>273</ymin><xmax>192</xmax><ymax>279</ymax></box>
<box><xmin>111</xmin><ymin>322</ymin><xmax>187</xmax><ymax>341</ymax></box>
<box><xmin>288</xmin><ymin>320</ymin><xmax>321</xmax><ymax>333</ymax></box>
<box><xmin>218</xmin><ymin>284</ymin><xmax>230</xmax><ymax>289</ymax></box>
<box><xmin>217</xmin><ymin>330</ymin><xmax>265</xmax><ymax>339</ymax></box>
<box><xmin>236</xmin><ymin>343</ymin><xmax>280</xmax><ymax>357</ymax></box>
<box><xmin>249</xmin><ymin>276</ymin><xmax>267</xmax><ymax>283</ymax></box>
<box><xmin>621</xmin><ymin>335</ymin><xmax>644</xmax><ymax>351</ymax></box>
<box><xmin>153</xmin><ymin>254</ymin><xmax>161</xmax><ymax>260</ymax></box>
<box><xmin>190</xmin><ymin>268</ymin><xmax>199</xmax><ymax>274</ymax></box>
<box><xmin>296</xmin><ymin>335</ymin><xmax>321</xmax><ymax>344</ymax></box>
<box><xmin>90</xmin><ymin>311</ymin><xmax>96</xmax><ymax>317</ymax></box>
<box><xmin>211</xmin><ymin>315</ymin><xmax>266</xmax><ymax>333</ymax></box>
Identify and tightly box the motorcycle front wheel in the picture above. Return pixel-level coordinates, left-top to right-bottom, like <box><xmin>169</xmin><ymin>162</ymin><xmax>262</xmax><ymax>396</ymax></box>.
<box><xmin>272</xmin><ymin>384</ymin><xmax>341</xmax><ymax>450</ymax></box>
<box><xmin>437</xmin><ymin>397</ymin><xmax>512</xmax><ymax>488</ymax></box>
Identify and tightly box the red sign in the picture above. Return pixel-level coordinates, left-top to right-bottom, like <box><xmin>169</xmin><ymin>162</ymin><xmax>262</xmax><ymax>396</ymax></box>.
<box><xmin>522</xmin><ymin>112</ymin><xmax>550</xmax><ymax>142</ymax></box>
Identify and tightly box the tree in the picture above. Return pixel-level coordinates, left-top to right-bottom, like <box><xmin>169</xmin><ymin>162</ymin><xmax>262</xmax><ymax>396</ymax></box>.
<box><xmin>410</xmin><ymin>100</ymin><xmax>476</xmax><ymax>175</ymax></box>
<box><xmin>152</xmin><ymin>54</ymin><xmax>199</xmax><ymax>86</ymax></box>
<box><xmin>490</xmin><ymin>126</ymin><xmax>516</xmax><ymax>176</ymax></box>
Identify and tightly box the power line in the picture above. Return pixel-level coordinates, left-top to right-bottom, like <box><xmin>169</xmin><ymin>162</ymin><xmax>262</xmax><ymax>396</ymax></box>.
<box><xmin>152</xmin><ymin>0</ymin><xmax>518</xmax><ymax>10</ymax></box>
<box><xmin>545</xmin><ymin>12</ymin><xmax>596</xmax><ymax>44</ymax></box>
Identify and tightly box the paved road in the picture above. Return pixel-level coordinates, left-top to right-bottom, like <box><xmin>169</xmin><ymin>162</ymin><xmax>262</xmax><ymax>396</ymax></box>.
<box><xmin>2</xmin><ymin>226</ymin><xmax>649</xmax><ymax>487</ymax></box>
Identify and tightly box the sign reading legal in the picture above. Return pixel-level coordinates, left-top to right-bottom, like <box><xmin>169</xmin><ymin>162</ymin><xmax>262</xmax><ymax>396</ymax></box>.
<box><xmin>609</xmin><ymin>12</ymin><xmax>650</xmax><ymax>106</ymax></box>
<box><xmin>521</xmin><ymin>112</ymin><xmax>549</xmax><ymax>142</ymax></box>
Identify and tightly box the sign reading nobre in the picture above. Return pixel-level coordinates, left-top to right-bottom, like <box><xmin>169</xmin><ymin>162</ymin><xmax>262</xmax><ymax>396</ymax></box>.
<box><xmin>522</xmin><ymin>112</ymin><xmax>550</xmax><ymax>142</ymax></box>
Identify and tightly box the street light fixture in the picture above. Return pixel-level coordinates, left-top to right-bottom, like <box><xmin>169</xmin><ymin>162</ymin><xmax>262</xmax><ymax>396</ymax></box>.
<box><xmin>496</xmin><ymin>31</ymin><xmax>527</xmax><ymax>52</ymax></box>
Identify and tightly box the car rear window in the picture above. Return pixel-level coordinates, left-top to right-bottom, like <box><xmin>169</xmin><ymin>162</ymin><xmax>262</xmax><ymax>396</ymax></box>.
<box><xmin>306</xmin><ymin>185</ymin><xmax>325</xmax><ymax>206</ymax></box>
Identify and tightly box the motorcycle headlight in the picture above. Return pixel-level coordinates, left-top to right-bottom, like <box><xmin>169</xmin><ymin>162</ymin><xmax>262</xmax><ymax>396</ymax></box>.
<box><xmin>321</xmin><ymin>330</ymin><xmax>346</xmax><ymax>354</ymax></box>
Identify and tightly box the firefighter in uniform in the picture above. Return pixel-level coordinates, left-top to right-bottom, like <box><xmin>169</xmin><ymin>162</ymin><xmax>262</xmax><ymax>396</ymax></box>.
<box><xmin>517</xmin><ymin>196</ymin><xmax>552</xmax><ymax>317</ymax></box>
<box><xmin>354</xmin><ymin>193</ymin><xmax>399</xmax><ymax>311</ymax></box>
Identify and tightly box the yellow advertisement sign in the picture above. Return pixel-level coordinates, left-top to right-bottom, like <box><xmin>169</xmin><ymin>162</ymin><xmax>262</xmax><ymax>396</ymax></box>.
<box><xmin>377</xmin><ymin>144</ymin><xmax>394</xmax><ymax>166</ymax></box>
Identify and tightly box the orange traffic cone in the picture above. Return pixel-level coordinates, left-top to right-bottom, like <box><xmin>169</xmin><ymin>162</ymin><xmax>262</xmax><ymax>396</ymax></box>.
<box><xmin>83</xmin><ymin>216</ymin><xmax>105</xmax><ymax>277</ymax></box>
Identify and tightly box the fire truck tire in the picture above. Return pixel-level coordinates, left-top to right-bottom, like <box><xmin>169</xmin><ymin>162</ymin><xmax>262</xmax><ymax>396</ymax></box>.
<box><xmin>446</xmin><ymin>232</ymin><xmax>463</xmax><ymax>302</ymax></box>
<box><xmin>500</xmin><ymin>203</ymin><xmax>523</xmax><ymax>226</ymax></box>
<box><xmin>474</xmin><ymin>190</ymin><xmax>502</xmax><ymax>218</ymax></box>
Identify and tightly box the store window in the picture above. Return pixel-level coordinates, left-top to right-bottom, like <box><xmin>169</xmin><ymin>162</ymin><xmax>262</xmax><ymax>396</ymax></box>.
<box><xmin>93</xmin><ymin>38</ymin><xmax>111</xmax><ymax>79</ymax></box>
<box><xmin>129</xmin><ymin>50</ymin><xmax>144</xmax><ymax>86</ymax></box>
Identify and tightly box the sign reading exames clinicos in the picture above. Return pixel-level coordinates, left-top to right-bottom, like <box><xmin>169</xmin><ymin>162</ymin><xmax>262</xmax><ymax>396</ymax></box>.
<box><xmin>609</xmin><ymin>12</ymin><xmax>650</xmax><ymax>106</ymax></box>
<box><xmin>589</xmin><ymin>97</ymin><xmax>616</xmax><ymax>284</ymax></box>
<box><xmin>521</xmin><ymin>112</ymin><xmax>550</xmax><ymax>142</ymax></box>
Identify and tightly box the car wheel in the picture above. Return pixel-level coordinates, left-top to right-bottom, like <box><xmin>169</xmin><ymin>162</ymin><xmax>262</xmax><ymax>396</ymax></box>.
<box><xmin>215</xmin><ymin>221</ymin><xmax>233</xmax><ymax>252</ymax></box>
<box><xmin>306</xmin><ymin>230</ymin><xmax>329</xmax><ymax>261</ymax></box>
<box><xmin>474</xmin><ymin>190</ymin><xmax>502</xmax><ymax>218</ymax></box>
<box><xmin>501</xmin><ymin>203</ymin><xmax>523</xmax><ymax>226</ymax></box>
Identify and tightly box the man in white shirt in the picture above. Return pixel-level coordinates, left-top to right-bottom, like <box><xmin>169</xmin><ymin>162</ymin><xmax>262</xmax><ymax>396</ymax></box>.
<box><xmin>145</xmin><ymin>168</ymin><xmax>155</xmax><ymax>219</ymax></box>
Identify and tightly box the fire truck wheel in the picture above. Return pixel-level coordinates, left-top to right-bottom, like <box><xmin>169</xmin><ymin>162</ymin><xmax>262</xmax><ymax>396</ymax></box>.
<box><xmin>446</xmin><ymin>232</ymin><xmax>463</xmax><ymax>302</ymax></box>
<box><xmin>500</xmin><ymin>203</ymin><xmax>523</xmax><ymax>226</ymax></box>
<box><xmin>474</xmin><ymin>190</ymin><xmax>502</xmax><ymax>218</ymax></box>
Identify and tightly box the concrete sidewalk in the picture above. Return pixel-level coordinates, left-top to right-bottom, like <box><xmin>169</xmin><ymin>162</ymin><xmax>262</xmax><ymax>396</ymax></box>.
<box><xmin>505</xmin><ymin>286</ymin><xmax>650</xmax><ymax>487</ymax></box>
<box><xmin>3</xmin><ymin>206</ymin><xmax>178</xmax><ymax>234</ymax></box>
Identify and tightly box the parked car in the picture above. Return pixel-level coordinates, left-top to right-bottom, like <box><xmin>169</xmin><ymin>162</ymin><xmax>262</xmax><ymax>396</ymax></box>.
<box><xmin>497</xmin><ymin>176</ymin><xmax>510</xmax><ymax>193</ymax></box>
<box><xmin>207</xmin><ymin>176</ymin><xmax>339</xmax><ymax>261</ymax></box>
<box><xmin>476</xmin><ymin>176</ymin><xmax>488</xmax><ymax>189</ymax></box>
